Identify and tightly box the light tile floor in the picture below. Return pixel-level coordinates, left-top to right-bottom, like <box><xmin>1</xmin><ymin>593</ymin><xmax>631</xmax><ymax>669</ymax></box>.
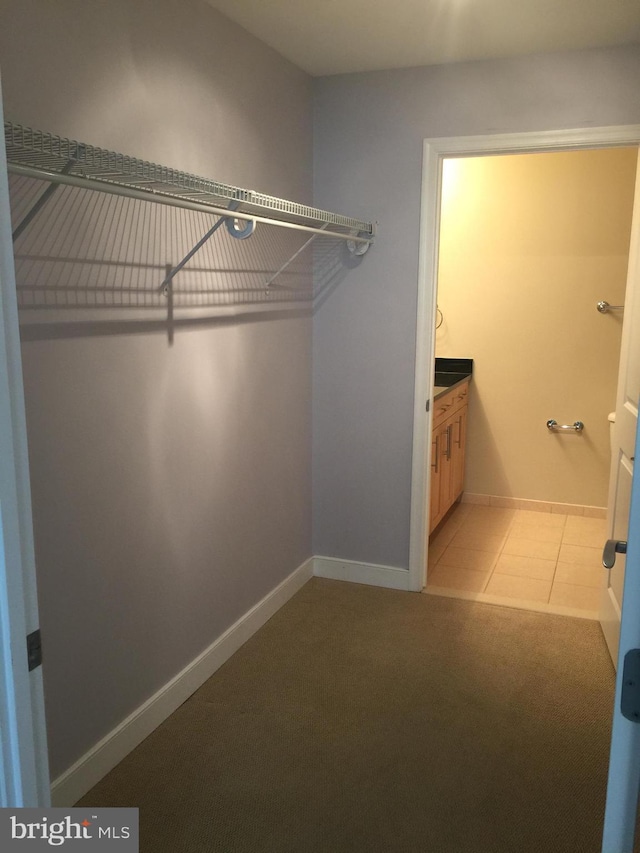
<box><xmin>426</xmin><ymin>503</ymin><xmax>606</xmax><ymax>619</ymax></box>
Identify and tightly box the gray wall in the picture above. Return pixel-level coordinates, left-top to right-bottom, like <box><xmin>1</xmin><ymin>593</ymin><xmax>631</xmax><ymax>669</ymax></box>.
<box><xmin>312</xmin><ymin>45</ymin><xmax>640</xmax><ymax>567</ymax></box>
<box><xmin>0</xmin><ymin>0</ymin><xmax>312</xmax><ymax>779</ymax></box>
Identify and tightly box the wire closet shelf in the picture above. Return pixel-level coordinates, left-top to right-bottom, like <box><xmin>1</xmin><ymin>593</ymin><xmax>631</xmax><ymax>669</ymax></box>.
<box><xmin>4</xmin><ymin>122</ymin><xmax>376</xmax><ymax>245</ymax></box>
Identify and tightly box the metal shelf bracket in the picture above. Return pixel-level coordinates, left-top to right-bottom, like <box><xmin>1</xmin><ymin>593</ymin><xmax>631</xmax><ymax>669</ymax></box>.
<box><xmin>12</xmin><ymin>159</ymin><xmax>76</xmax><ymax>242</ymax></box>
<box><xmin>158</xmin><ymin>201</ymin><xmax>255</xmax><ymax>295</ymax></box>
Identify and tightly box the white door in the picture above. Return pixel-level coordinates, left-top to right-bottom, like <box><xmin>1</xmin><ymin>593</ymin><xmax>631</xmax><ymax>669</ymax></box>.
<box><xmin>601</xmin><ymin>151</ymin><xmax>640</xmax><ymax>851</ymax></box>
<box><xmin>600</xmin><ymin>150</ymin><xmax>640</xmax><ymax>665</ymax></box>
<box><xmin>602</xmin><ymin>414</ymin><xmax>640</xmax><ymax>851</ymax></box>
<box><xmin>0</xmin><ymin>74</ymin><xmax>50</xmax><ymax>806</ymax></box>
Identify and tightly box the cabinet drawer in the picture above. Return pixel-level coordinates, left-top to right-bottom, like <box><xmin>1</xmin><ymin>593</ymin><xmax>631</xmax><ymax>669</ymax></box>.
<box><xmin>433</xmin><ymin>389</ymin><xmax>456</xmax><ymax>426</ymax></box>
<box><xmin>433</xmin><ymin>379</ymin><xmax>469</xmax><ymax>426</ymax></box>
<box><xmin>452</xmin><ymin>382</ymin><xmax>468</xmax><ymax>408</ymax></box>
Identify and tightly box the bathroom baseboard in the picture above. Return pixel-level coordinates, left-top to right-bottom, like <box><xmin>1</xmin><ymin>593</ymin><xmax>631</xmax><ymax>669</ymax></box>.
<box><xmin>461</xmin><ymin>493</ymin><xmax>606</xmax><ymax>518</ymax></box>
<box><xmin>50</xmin><ymin>557</ymin><xmax>314</xmax><ymax>807</ymax></box>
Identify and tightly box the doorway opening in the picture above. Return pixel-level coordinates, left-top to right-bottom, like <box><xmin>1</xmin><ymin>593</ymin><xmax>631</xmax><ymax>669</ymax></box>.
<box><xmin>425</xmin><ymin>147</ymin><xmax>637</xmax><ymax>618</ymax></box>
<box><xmin>408</xmin><ymin>126</ymin><xmax>640</xmax><ymax>610</ymax></box>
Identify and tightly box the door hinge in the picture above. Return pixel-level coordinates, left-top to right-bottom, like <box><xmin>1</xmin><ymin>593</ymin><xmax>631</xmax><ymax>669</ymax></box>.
<box><xmin>26</xmin><ymin>629</ymin><xmax>42</xmax><ymax>671</ymax></box>
<box><xmin>426</xmin><ymin>399</ymin><xmax>430</xmax><ymax>413</ymax></box>
<box><xmin>621</xmin><ymin>649</ymin><xmax>640</xmax><ymax>722</ymax></box>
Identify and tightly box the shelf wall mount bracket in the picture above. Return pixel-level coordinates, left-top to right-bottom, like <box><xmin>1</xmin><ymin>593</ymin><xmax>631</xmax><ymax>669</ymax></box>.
<box><xmin>158</xmin><ymin>200</ymin><xmax>255</xmax><ymax>295</ymax></box>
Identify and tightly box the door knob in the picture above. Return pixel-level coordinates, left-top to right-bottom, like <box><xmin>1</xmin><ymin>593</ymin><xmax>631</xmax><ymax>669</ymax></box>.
<box><xmin>603</xmin><ymin>539</ymin><xmax>627</xmax><ymax>569</ymax></box>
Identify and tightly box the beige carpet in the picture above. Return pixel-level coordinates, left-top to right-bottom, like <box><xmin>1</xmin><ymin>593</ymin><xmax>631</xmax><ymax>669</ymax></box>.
<box><xmin>78</xmin><ymin>578</ymin><xmax>617</xmax><ymax>852</ymax></box>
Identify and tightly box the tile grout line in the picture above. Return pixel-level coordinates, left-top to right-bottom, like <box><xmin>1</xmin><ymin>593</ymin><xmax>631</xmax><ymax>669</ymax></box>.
<box><xmin>554</xmin><ymin>515</ymin><xmax>605</xmax><ymax>596</ymax></box>
<box><xmin>546</xmin><ymin>513</ymin><xmax>568</xmax><ymax>604</ymax></box>
<box><xmin>483</xmin><ymin>509</ymin><xmax>568</xmax><ymax>602</ymax></box>
<box><xmin>481</xmin><ymin>512</ymin><xmax>515</xmax><ymax>593</ymax></box>
<box><xmin>428</xmin><ymin>505</ymin><xmax>601</xmax><ymax>617</ymax></box>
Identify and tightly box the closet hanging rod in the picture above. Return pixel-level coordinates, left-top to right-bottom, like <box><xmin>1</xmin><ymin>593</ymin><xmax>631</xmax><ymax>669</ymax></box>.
<box><xmin>4</xmin><ymin>122</ymin><xmax>375</xmax><ymax>244</ymax></box>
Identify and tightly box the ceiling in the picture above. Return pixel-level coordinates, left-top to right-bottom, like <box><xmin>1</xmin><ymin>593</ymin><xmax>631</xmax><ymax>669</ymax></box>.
<box><xmin>204</xmin><ymin>0</ymin><xmax>640</xmax><ymax>77</ymax></box>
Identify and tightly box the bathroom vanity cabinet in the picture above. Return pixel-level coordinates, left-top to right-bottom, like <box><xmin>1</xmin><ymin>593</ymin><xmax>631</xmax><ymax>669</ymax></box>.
<box><xmin>429</xmin><ymin>379</ymin><xmax>469</xmax><ymax>534</ymax></box>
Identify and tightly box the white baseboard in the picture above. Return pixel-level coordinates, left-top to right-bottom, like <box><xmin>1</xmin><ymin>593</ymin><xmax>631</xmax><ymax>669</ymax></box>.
<box><xmin>51</xmin><ymin>554</ymin><xmax>411</xmax><ymax>805</ymax></box>
<box><xmin>313</xmin><ymin>556</ymin><xmax>411</xmax><ymax>591</ymax></box>
<box><xmin>461</xmin><ymin>492</ymin><xmax>606</xmax><ymax>518</ymax></box>
<box><xmin>51</xmin><ymin>557</ymin><xmax>314</xmax><ymax>807</ymax></box>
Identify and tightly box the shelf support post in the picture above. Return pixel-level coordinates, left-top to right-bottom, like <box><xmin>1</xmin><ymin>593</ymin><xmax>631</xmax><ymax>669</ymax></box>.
<box><xmin>159</xmin><ymin>215</ymin><xmax>227</xmax><ymax>295</ymax></box>
<box><xmin>165</xmin><ymin>264</ymin><xmax>174</xmax><ymax>345</ymax></box>
<box><xmin>12</xmin><ymin>159</ymin><xmax>75</xmax><ymax>242</ymax></box>
<box><xmin>264</xmin><ymin>222</ymin><xmax>329</xmax><ymax>289</ymax></box>
<box><xmin>158</xmin><ymin>201</ymin><xmax>255</xmax><ymax>295</ymax></box>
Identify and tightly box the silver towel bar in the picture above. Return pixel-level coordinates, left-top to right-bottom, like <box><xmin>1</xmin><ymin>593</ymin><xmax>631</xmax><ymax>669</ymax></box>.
<box><xmin>597</xmin><ymin>301</ymin><xmax>624</xmax><ymax>314</ymax></box>
<box><xmin>546</xmin><ymin>420</ymin><xmax>584</xmax><ymax>433</ymax></box>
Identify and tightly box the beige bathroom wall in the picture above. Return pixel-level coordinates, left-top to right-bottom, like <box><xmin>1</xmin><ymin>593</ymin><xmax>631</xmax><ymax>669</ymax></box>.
<box><xmin>436</xmin><ymin>148</ymin><xmax>637</xmax><ymax>507</ymax></box>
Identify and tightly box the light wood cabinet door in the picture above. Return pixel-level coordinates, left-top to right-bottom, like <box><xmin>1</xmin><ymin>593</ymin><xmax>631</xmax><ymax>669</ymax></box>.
<box><xmin>440</xmin><ymin>420</ymin><xmax>455</xmax><ymax>513</ymax></box>
<box><xmin>429</xmin><ymin>379</ymin><xmax>469</xmax><ymax>534</ymax></box>
<box><xmin>452</xmin><ymin>406</ymin><xmax>467</xmax><ymax>501</ymax></box>
<box><xmin>430</xmin><ymin>419</ymin><xmax>454</xmax><ymax>531</ymax></box>
<box><xmin>429</xmin><ymin>430</ymin><xmax>443</xmax><ymax>530</ymax></box>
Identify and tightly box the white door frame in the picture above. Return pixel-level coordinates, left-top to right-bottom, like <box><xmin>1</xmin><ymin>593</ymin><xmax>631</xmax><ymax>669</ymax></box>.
<box><xmin>408</xmin><ymin>124</ymin><xmax>640</xmax><ymax>593</ymax></box>
<box><xmin>0</xmin><ymin>74</ymin><xmax>50</xmax><ymax>806</ymax></box>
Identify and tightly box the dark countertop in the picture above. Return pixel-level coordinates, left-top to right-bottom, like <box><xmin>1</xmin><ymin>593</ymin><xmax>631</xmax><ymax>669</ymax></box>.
<box><xmin>434</xmin><ymin>357</ymin><xmax>473</xmax><ymax>401</ymax></box>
